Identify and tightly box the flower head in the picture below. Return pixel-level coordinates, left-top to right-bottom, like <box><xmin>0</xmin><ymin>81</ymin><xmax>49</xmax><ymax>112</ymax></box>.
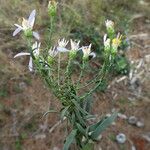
<box><xmin>57</xmin><ymin>38</ymin><xmax>69</xmax><ymax>52</ymax></box>
<box><xmin>70</xmin><ymin>39</ymin><xmax>80</xmax><ymax>51</ymax></box>
<box><xmin>112</xmin><ymin>33</ymin><xmax>122</xmax><ymax>51</ymax></box>
<box><xmin>105</xmin><ymin>19</ymin><xmax>115</xmax><ymax>37</ymax></box>
<box><xmin>103</xmin><ymin>34</ymin><xmax>111</xmax><ymax>51</ymax></box>
<box><xmin>48</xmin><ymin>46</ymin><xmax>58</xmax><ymax>57</ymax></box>
<box><xmin>48</xmin><ymin>47</ymin><xmax>58</xmax><ymax>64</ymax></box>
<box><xmin>14</xmin><ymin>42</ymin><xmax>41</xmax><ymax>72</ymax></box>
<box><xmin>32</xmin><ymin>42</ymin><xmax>41</xmax><ymax>57</ymax></box>
<box><xmin>105</xmin><ymin>20</ymin><xmax>114</xmax><ymax>30</ymax></box>
<box><xmin>48</xmin><ymin>0</ymin><xmax>58</xmax><ymax>16</ymax></box>
<box><xmin>69</xmin><ymin>39</ymin><xmax>80</xmax><ymax>58</ymax></box>
<box><xmin>82</xmin><ymin>44</ymin><xmax>96</xmax><ymax>60</ymax></box>
<box><xmin>13</xmin><ymin>10</ymin><xmax>40</xmax><ymax>40</ymax></box>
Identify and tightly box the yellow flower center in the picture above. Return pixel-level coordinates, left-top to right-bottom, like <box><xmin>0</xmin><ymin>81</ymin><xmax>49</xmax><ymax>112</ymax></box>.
<box><xmin>112</xmin><ymin>35</ymin><xmax>122</xmax><ymax>48</ymax></box>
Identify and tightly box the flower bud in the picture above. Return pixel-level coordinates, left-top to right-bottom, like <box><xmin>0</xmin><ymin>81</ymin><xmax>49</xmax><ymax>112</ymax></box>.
<box><xmin>24</xmin><ymin>29</ymin><xmax>33</xmax><ymax>38</ymax></box>
<box><xmin>105</xmin><ymin>20</ymin><xmax>115</xmax><ymax>38</ymax></box>
<box><xmin>48</xmin><ymin>0</ymin><xmax>58</xmax><ymax>17</ymax></box>
<box><xmin>112</xmin><ymin>34</ymin><xmax>122</xmax><ymax>54</ymax></box>
<box><xmin>103</xmin><ymin>34</ymin><xmax>111</xmax><ymax>53</ymax></box>
<box><xmin>47</xmin><ymin>55</ymin><xmax>54</xmax><ymax>64</ymax></box>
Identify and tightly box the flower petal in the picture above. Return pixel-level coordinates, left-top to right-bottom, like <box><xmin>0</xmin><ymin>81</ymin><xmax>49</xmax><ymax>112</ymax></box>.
<box><xmin>33</xmin><ymin>32</ymin><xmax>40</xmax><ymax>40</ymax></box>
<box><xmin>57</xmin><ymin>47</ymin><xmax>69</xmax><ymax>52</ymax></box>
<box><xmin>28</xmin><ymin>10</ymin><xmax>36</xmax><ymax>28</ymax></box>
<box><xmin>90</xmin><ymin>52</ymin><xmax>96</xmax><ymax>58</ymax></box>
<box><xmin>28</xmin><ymin>57</ymin><xmax>33</xmax><ymax>72</ymax></box>
<box><xmin>14</xmin><ymin>52</ymin><xmax>30</xmax><ymax>58</ymax></box>
<box><xmin>13</xmin><ymin>27</ymin><xmax>22</xmax><ymax>36</ymax></box>
<box><xmin>14</xmin><ymin>24</ymin><xmax>23</xmax><ymax>29</ymax></box>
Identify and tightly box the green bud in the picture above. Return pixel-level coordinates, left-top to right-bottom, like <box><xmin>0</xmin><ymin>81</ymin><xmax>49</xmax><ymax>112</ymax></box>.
<box><xmin>48</xmin><ymin>56</ymin><xmax>54</xmax><ymax>64</ymax></box>
<box><xmin>24</xmin><ymin>29</ymin><xmax>33</xmax><ymax>38</ymax></box>
<box><xmin>69</xmin><ymin>50</ymin><xmax>77</xmax><ymax>59</ymax></box>
<box><xmin>48</xmin><ymin>1</ymin><xmax>57</xmax><ymax>17</ymax></box>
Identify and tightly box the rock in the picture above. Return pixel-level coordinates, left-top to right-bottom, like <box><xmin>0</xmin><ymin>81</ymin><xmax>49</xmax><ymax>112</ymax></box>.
<box><xmin>19</xmin><ymin>82</ymin><xmax>27</xmax><ymax>90</ymax></box>
<box><xmin>142</xmin><ymin>132</ymin><xmax>150</xmax><ymax>142</ymax></box>
<box><xmin>116</xmin><ymin>133</ymin><xmax>126</xmax><ymax>144</ymax></box>
<box><xmin>128</xmin><ymin>116</ymin><xmax>138</xmax><ymax>125</ymax></box>
<box><xmin>35</xmin><ymin>133</ymin><xmax>46</xmax><ymax>140</ymax></box>
<box><xmin>131</xmin><ymin>145</ymin><xmax>136</xmax><ymax>150</ymax></box>
<box><xmin>136</xmin><ymin>121</ymin><xmax>144</xmax><ymax>128</ymax></box>
<box><xmin>53</xmin><ymin>147</ymin><xmax>60</xmax><ymax>150</ymax></box>
<box><xmin>117</xmin><ymin>113</ymin><xmax>127</xmax><ymax>120</ymax></box>
<box><xmin>97</xmin><ymin>134</ymin><xmax>102</xmax><ymax>141</ymax></box>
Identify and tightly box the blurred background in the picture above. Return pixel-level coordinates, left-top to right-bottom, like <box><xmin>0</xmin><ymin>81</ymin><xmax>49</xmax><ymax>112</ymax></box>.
<box><xmin>0</xmin><ymin>0</ymin><xmax>150</xmax><ymax>149</ymax></box>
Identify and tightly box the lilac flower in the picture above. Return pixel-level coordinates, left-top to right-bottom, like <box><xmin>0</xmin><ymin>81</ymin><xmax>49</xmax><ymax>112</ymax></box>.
<box><xmin>82</xmin><ymin>44</ymin><xmax>96</xmax><ymax>59</ymax></box>
<box><xmin>13</xmin><ymin>10</ymin><xmax>40</xmax><ymax>40</ymax></box>
<box><xmin>48</xmin><ymin>46</ymin><xmax>58</xmax><ymax>57</ymax></box>
<box><xmin>14</xmin><ymin>42</ymin><xmax>41</xmax><ymax>71</ymax></box>
<box><xmin>103</xmin><ymin>34</ymin><xmax>111</xmax><ymax>51</ymax></box>
<box><xmin>70</xmin><ymin>39</ymin><xmax>80</xmax><ymax>51</ymax></box>
<box><xmin>57</xmin><ymin>38</ymin><xmax>69</xmax><ymax>52</ymax></box>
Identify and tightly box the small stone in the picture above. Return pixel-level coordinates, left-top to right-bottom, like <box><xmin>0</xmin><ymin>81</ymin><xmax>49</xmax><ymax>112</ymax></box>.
<box><xmin>136</xmin><ymin>121</ymin><xmax>144</xmax><ymax>128</ymax></box>
<box><xmin>128</xmin><ymin>116</ymin><xmax>138</xmax><ymax>125</ymax></box>
<box><xmin>97</xmin><ymin>134</ymin><xmax>102</xmax><ymax>141</ymax></box>
<box><xmin>118</xmin><ymin>113</ymin><xmax>127</xmax><ymax>120</ymax></box>
<box><xmin>116</xmin><ymin>133</ymin><xmax>126</xmax><ymax>144</ymax></box>
<box><xmin>106</xmin><ymin>113</ymin><xmax>111</xmax><ymax>117</ymax></box>
<box><xmin>35</xmin><ymin>134</ymin><xmax>46</xmax><ymax>139</ymax></box>
<box><xmin>142</xmin><ymin>132</ymin><xmax>150</xmax><ymax>142</ymax></box>
<box><xmin>131</xmin><ymin>145</ymin><xmax>136</xmax><ymax>150</ymax></box>
<box><xmin>19</xmin><ymin>82</ymin><xmax>27</xmax><ymax>90</ymax></box>
<box><xmin>53</xmin><ymin>147</ymin><xmax>60</xmax><ymax>150</ymax></box>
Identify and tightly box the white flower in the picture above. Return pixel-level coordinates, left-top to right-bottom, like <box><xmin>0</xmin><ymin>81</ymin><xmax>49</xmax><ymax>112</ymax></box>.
<box><xmin>48</xmin><ymin>46</ymin><xmax>58</xmax><ymax>57</ymax></box>
<box><xmin>14</xmin><ymin>42</ymin><xmax>41</xmax><ymax>72</ymax></box>
<box><xmin>70</xmin><ymin>39</ymin><xmax>80</xmax><ymax>51</ymax></box>
<box><xmin>103</xmin><ymin>34</ymin><xmax>110</xmax><ymax>50</ymax></box>
<box><xmin>13</xmin><ymin>10</ymin><xmax>40</xmax><ymax>40</ymax></box>
<box><xmin>57</xmin><ymin>38</ymin><xmax>69</xmax><ymax>52</ymax></box>
<box><xmin>105</xmin><ymin>19</ymin><xmax>114</xmax><ymax>30</ymax></box>
<box><xmin>32</xmin><ymin>42</ymin><xmax>41</xmax><ymax>57</ymax></box>
<box><xmin>82</xmin><ymin>44</ymin><xmax>96</xmax><ymax>59</ymax></box>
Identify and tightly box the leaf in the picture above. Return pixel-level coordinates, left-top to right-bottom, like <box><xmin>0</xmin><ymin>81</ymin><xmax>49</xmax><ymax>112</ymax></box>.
<box><xmin>88</xmin><ymin>117</ymin><xmax>105</xmax><ymax>132</ymax></box>
<box><xmin>43</xmin><ymin>109</ymin><xmax>58</xmax><ymax>117</ymax></box>
<box><xmin>71</xmin><ymin>98</ymin><xmax>88</xmax><ymax>115</ymax></box>
<box><xmin>60</xmin><ymin>106</ymin><xmax>69</xmax><ymax>120</ymax></box>
<box><xmin>90</xmin><ymin>112</ymin><xmax>118</xmax><ymax>140</ymax></box>
<box><xmin>81</xmin><ymin>143</ymin><xmax>94</xmax><ymax>150</ymax></box>
<box><xmin>76</xmin><ymin>123</ymin><xmax>87</xmax><ymax>137</ymax></box>
<box><xmin>63</xmin><ymin>129</ymin><xmax>77</xmax><ymax>150</ymax></box>
<box><xmin>74</xmin><ymin>108</ymin><xmax>86</xmax><ymax>127</ymax></box>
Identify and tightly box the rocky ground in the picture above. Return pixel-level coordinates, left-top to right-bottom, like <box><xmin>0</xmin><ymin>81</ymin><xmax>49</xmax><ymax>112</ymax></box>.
<box><xmin>0</xmin><ymin>1</ymin><xmax>150</xmax><ymax>150</ymax></box>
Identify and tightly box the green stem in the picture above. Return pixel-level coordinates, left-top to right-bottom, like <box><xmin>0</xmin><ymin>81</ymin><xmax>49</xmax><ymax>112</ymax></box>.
<box><xmin>57</xmin><ymin>53</ymin><xmax>61</xmax><ymax>87</ymax></box>
<box><xmin>77</xmin><ymin>60</ymin><xmax>86</xmax><ymax>86</ymax></box>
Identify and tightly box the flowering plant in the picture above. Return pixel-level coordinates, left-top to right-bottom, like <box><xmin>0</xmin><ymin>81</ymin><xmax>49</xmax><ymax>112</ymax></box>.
<box><xmin>12</xmin><ymin>1</ymin><xmax>123</xmax><ymax>150</ymax></box>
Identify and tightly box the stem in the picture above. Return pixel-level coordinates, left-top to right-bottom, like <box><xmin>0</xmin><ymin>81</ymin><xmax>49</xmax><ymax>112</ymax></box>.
<box><xmin>57</xmin><ymin>53</ymin><xmax>61</xmax><ymax>87</ymax></box>
<box><xmin>80</xmin><ymin>58</ymin><xmax>113</xmax><ymax>100</ymax></box>
<box><xmin>77</xmin><ymin>60</ymin><xmax>86</xmax><ymax>86</ymax></box>
<box><xmin>65</xmin><ymin>58</ymin><xmax>72</xmax><ymax>77</ymax></box>
<box><xmin>49</xmin><ymin>16</ymin><xmax>54</xmax><ymax>44</ymax></box>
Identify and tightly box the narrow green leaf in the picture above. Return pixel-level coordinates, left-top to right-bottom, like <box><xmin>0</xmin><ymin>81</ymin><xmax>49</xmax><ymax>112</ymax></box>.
<box><xmin>81</xmin><ymin>143</ymin><xmax>94</xmax><ymax>150</ymax></box>
<box><xmin>63</xmin><ymin>129</ymin><xmax>77</xmax><ymax>150</ymax></box>
<box><xmin>71</xmin><ymin>98</ymin><xmax>89</xmax><ymax>115</ymax></box>
<box><xmin>90</xmin><ymin>112</ymin><xmax>118</xmax><ymax>140</ymax></box>
<box><xmin>76</xmin><ymin>123</ymin><xmax>87</xmax><ymax>137</ymax></box>
<box><xmin>74</xmin><ymin>108</ymin><xmax>86</xmax><ymax>127</ymax></box>
<box><xmin>88</xmin><ymin>117</ymin><xmax>105</xmax><ymax>132</ymax></box>
<box><xmin>60</xmin><ymin>106</ymin><xmax>69</xmax><ymax>120</ymax></box>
